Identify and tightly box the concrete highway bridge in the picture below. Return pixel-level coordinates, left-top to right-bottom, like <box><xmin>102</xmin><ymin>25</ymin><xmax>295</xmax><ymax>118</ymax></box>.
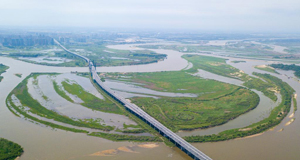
<box><xmin>54</xmin><ymin>39</ymin><xmax>212</xmax><ymax>160</ymax></box>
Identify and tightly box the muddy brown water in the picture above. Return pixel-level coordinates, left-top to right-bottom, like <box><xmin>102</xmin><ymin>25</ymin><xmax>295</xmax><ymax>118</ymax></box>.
<box><xmin>0</xmin><ymin>43</ymin><xmax>299</xmax><ymax>159</ymax></box>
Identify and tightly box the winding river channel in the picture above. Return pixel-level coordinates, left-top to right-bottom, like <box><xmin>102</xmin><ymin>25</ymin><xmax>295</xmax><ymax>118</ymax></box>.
<box><xmin>0</xmin><ymin>43</ymin><xmax>299</xmax><ymax>160</ymax></box>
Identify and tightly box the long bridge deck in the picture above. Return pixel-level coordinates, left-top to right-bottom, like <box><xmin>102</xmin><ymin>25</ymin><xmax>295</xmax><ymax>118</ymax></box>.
<box><xmin>55</xmin><ymin>40</ymin><xmax>212</xmax><ymax>160</ymax></box>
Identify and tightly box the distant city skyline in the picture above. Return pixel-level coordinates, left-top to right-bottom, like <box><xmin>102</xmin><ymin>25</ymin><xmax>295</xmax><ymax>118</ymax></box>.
<box><xmin>0</xmin><ymin>0</ymin><xmax>300</xmax><ymax>32</ymax></box>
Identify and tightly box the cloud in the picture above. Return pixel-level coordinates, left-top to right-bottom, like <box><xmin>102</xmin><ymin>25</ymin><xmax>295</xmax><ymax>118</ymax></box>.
<box><xmin>0</xmin><ymin>0</ymin><xmax>299</xmax><ymax>32</ymax></box>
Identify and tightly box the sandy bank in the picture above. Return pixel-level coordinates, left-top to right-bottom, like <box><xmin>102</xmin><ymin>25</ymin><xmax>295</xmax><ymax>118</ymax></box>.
<box><xmin>235</xmin><ymin>132</ymin><xmax>264</xmax><ymax>140</ymax></box>
<box><xmin>90</xmin><ymin>149</ymin><xmax>117</xmax><ymax>156</ymax></box>
<box><xmin>138</xmin><ymin>143</ymin><xmax>159</xmax><ymax>148</ymax></box>
<box><xmin>285</xmin><ymin>118</ymin><xmax>295</xmax><ymax>126</ymax></box>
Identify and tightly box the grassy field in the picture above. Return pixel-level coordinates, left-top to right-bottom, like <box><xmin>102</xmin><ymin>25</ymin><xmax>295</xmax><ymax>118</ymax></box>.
<box><xmin>7</xmin><ymin>74</ymin><xmax>115</xmax><ymax>131</ymax></box>
<box><xmin>52</xmin><ymin>81</ymin><xmax>74</xmax><ymax>103</ymax></box>
<box><xmin>88</xmin><ymin>132</ymin><xmax>161</xmax><ymax>142</ymax></box>
<box><xmin>270</xmin><ymin>63</ymin><xmax>300</xmax><ymax>78</ymax></box>
<box><xmin>14</xmin><ymin>51</ymin><xmax>87</xmax><ymax>67</ymax></box>
<box><xmin>108</xmin><ymin>71</ymin><xmax>238</xmax><ymax>97</ymax></box>
<box><xmin>131</xmin><ymin>88</ymin><xmax>258</xmax><ymax>131</ymax></box>
<box><xmin>139</xmin><ymin>45</ymin><xmax>222</xmax><ymax>53</ymax></box>
<box><xmin>184</xmin><ymin>73</ymin><xmax>294</xmax><ymax>142</ymax></box>
<box><xmin>0</xmin><ymin>64</ymin><xmax>9</xmax><ymax>82</ymax></box>
<box><xmin>64</xmin><ymin>44</ymin><xmax>167</xmax><ymax>67</ymax></box>
<box><xmin>255</xmin><ymin>65</ymin><xmax>279</xmax><ymax>74</ymax></box>
<box><xmin>183</xmin><ymin>55</ymin><xmax>278</xmax><ymax>101</ymax></box>
<box><xmin>0</xmin><ymin>138</ymin><xmax>23</xmax><ymax>160</ymax></box>
<box><xmin>139</xmin><ymin>42</ymin><xmax>286</xmax><ymax>58</ymax></box>
<box><xmin>105</xmin><ymin>68</ymin><xmax>259</xmax><ymax>131</ymax></box>
<box><xmin>183</xmin><ymin>55</ymin><xmax>242</xmax><ymax>79</ymax></box>
<box><xmin>6</xmin><ymin>73</ymin><xmax>170</xmax><ymax>143</ymax></box>
<box><xmin>61</xmin><ymin>80</ymin><xmax>122</xmax><ymax>114</ymax></box>
<box><xmin>293</xmin><ymin>97</ymin><xmax>297</xmax><ymax>113</ymax></box>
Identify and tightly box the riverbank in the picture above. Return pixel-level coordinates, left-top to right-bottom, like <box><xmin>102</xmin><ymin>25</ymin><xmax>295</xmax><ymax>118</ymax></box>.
<box><xmin>183</xmin><ymin>73</ymin><xmax>294</xmax><ymax>142</ymax></box>
<box><xmin>0</xmin><ymin>63</ymin><xmax>9</xmax><ymax>82</ymax></box>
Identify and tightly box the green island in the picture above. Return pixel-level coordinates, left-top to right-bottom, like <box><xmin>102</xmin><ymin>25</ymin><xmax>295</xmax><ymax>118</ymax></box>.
<box><xmin>293</xmin><ymin>96</ymin><xmax>297</xmax><ymax>113</ymax></box>
<box><xmin>14</xmin><ymin>51</ymin><xmax>87</xmax><ymax>67</ymax></box>
<box><xmin>6</xmin><ymin>73</ymin><xmax>164</xmax><ymax>143</ymax></box>
<box><xmin>184</xmin><ymin>73</ymin><xmax>294</xmax><ymax>142</ymax></box>
<box><xmin>6</xmin><ymin>73</ymin><xmax>115</xmax><ymax>131</ymax></box>
<box><xmin>254</xmin><ymin>65</ymin><xmax>279</xmax><ymax>74</ymax></box>
<box><xmin>231</xmin><ymin>60</ymin><xmax>246</xmax><ymax>63</ymax></box>
<box><xmin>88</xmin><ymin>132</ymin><xmax>161</xmax><ymax>142</ymax></box>
<box><xmin>104</xmin><ymin>63</ymin><xmax>259</xmax><ymax>132</ymax></box>
<box><xmin>60</xmin><ymin>80</ymin><xmax>122</xmax><ymax>114</ymax></box>
<box><xmin>270</xmin><ymin>64</ymin><xmax>300</xmax><ymax>78</ymax></box>
<box><xmin>0</xmin><ymin>64</ymin><xmax>9</xmax><ymax>82</ymax></box>
<box><xmin>14</xmin><ymin>73</ymin><xmax>22</xmax><ymax>78</ymax></box>
<box><xmin>138</xmin><ymin>42</ymin><xmax>280</xmax><ymax>57</ymax></box>
<box><xmin>9</xmin><ymin>44</ymin><xmax>167</xmax><ymax>67</ymax></box>
<box><xmin>0</xmin><ymin>138</ymin><xmax>23</xmax><ymax>160</ymax></box>
<box><xmin>64</xmin><ymin>44</ymin><xmax>167</xmax><ymax>67</ymax></box>
<box><xmin>104</xmin><ymin>54</ymin><xmax>294</xmax><ymax>142</ymax></box>
<box><xmin>52</xmin><ymin>81</ymin><xmax>74</xmax><ymax>102</ymax></box>
<box><xmin>183</xmin><ymin>55</ymin><xmax>278</xmax><ymax>101</ymax></box>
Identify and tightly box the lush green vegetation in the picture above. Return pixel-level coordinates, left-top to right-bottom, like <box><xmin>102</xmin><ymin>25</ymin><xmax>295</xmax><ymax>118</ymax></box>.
<box><xmin>231</xmin><ymin>60</ymin><xmax>246</xmax><ymax>63</ymax></box>
<box><xmin>6</xmin><ymin>73</ymin><xmax>170</xmax><ymax>142</ymax></box>
<box><xmin>61</xmin><ymin>81</ymin><xmax>122</xmax><ymax>114</ymax></box>
<box><xmin>183</xmin><ymin>55</ymin><xmax>278</xmax><ymax>101</ymax></box>
<box><xmin>243</xmin><ymin>75</ymin><xmax>278</xmax><ymax>101</ymax></box>
<box><xmin>0</xmin><ymin>138</ymin><xmax>23</xmax><ymax>160</ymax></box>
<box><xmin>109</xmin><ymin>71</ymin><xmax>239</xmax><ymax>97</ymax></box>
<box><xmin>293</xmin><ymin>97</ymin><xmax>297</xmax><ymax>112</ymax></box>
<box><xmin>131</xmin><ymin>87</ymin><xmax>258</xmax><ymax>131</ymax></box>
<box><xmin>184</xmin><ymin>55</ymin><xmax>241</xmax><ymax>78</ymax></box>
<box><xmin>184</xmin><ymin>73</ymin><xmax>294</xmax><ymax>142</ymax></box>
<box><xmin>88</xmin><ymin>132</ymin><xmax>162</xmax><ymax>142</ymax></box>
<box><xmin>52</xmin><ymin>81</ymin><xmax>74</xmax><ymax>103</ymax></box>
<box><xmin>7</xmin><ymin>74</ymin><xmax>114</xmax><ymax>131</ymax></box>
<box><xmin>14</xmin><ymin>73</ymin><xmax>22</xmax><ymax>78</ymax></box>
<box><xmin>139</xmin><ymin>42</ymin><xmax>278</xmax><ymax>56</ymax></box>
<box><xmin>139</xmin><ymin>45</ymin><xmax>222</xmax><ymax>53</ymax></box>
<box><xmin>255</xmin><ymin>65</ymin><xmax>279</xmax><ymax>74</ymax></box>
<box><xmin>63</xmin><ymin>44</ymin><xmax>167</xmax><ymax>67</ymax></box>
<box><xmin>0</xmin><ymin>64</ymin><xmax>9</xmax><ymax>82</ymax></box>
<box><xmin>270</xmin><ymin>64</ymin><xmax>300</xmax><ymax>78</ymax></box>
<box><xmin>106</xmin><ymin>67</ymin><xmax>259</xmax><ymax>131</ymax></box>
<box><xmin>16</xmin><ymin>51</ymin><xmax>87</xmax><ymax>67</ymax></box>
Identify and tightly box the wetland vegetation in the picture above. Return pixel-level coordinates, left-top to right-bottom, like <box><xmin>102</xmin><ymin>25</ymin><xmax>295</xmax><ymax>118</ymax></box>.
<box><xmin>61</xmin><ymin>80</ymin><xmax>122</xmax><ymax>114</ymax></box>
<box><xmin>270</xmin><ymin>64</ymin><xmax>300</xmax><ymax>78</ymax></box>
<box><xmin>88</xmin><ymin>132</ymin><xmax>161</xmax><ymax>142</ymax></box>
<box><xmin>184</xmin><ymin>73</ymin><xmax>294</xmax><ymax>142</ymax></box>
<box><xmin>183</xmin><ymin>55</ymin><xmax>278</xmax><ymax>101</ymax></box>
<box><xmin>63</xmin><ymin>44</ymin><xmax>167</xmax><ymax>67</ymax></box>
<box><xmin>5</xmin><ymin>73</ymin><xmax>168</xmax><ymax>142</ymax></box>
<box><xmin>104</xmin><ymin>61</ymin><xmax>259</xmax><ymax>131</ymax></box>
<box><xmin>6</xmin><ymin>74</ymin><xmax>114</xmax><ymax>131</ymax></box>
<box><xmin>0</xmin><ymin>138</ymin><xmax>23</xmax><ymax>160</ymax></box>
<box><xmin>0</xmin><ymin>64</ymin><xmax>9</xmax><ymax>82</ymax></box>
<box><xmin>255</xmin><ymin>65</ymin><xmax>279</xmax><ymax>74</ymax></box>
<box><xmin>139</xmin><ymin>41</ymin><xmax>281</xmax><ymax>57</ymax></box>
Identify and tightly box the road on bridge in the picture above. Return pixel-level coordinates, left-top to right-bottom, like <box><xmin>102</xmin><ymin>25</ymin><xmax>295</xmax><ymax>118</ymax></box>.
<box><xmin>55</xmin><ymin>39</ymin><xmax>212</xmax><ymax>160</ymax></box>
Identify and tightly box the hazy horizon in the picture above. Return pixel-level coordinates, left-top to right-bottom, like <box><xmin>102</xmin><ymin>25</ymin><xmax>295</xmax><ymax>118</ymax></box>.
<box><xmin>0</xmin><ymin>0</ymin><xmax>300</xmax><ymax>32</ymax></box>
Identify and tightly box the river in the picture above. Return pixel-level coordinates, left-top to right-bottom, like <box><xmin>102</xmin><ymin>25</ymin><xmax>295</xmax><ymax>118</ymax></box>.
<box><xmin>0</xmin><ymin>43</ymin><xmax>299</xmax><ymax>160</ymax></box>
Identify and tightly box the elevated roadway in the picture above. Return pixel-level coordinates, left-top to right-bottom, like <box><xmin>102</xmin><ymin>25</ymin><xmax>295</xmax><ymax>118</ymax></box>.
<box><xmin>55</xmin><ymin>39</ymin><xmax>212</xmax><ymax>160</ymax></box>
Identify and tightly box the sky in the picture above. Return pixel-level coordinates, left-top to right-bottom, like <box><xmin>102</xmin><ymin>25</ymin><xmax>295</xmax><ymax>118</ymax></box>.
<box><xmin>0</xmin><ymin>0</ymin><xmax>300</xmax><ymax>32</ymax></box>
